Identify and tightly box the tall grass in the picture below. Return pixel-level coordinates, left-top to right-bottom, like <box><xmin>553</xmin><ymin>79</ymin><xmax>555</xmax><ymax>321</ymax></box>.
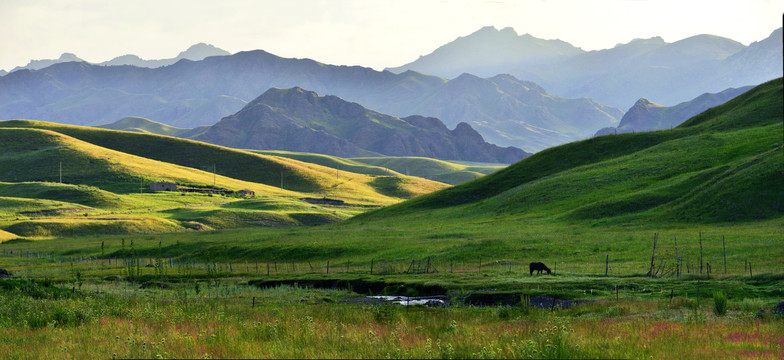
<box><xmin>0</xmin><ymin>281</ymin><xmax>782</xmax><ymax>359</ymax></box>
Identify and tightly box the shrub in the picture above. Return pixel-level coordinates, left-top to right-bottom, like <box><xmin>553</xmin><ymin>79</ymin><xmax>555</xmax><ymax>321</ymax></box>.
<box><xmin>738</xmin><ymin>298</ymin><xmax>764</xmax><ymax>313</ymax></box>
<box><xmin>713</xmin><ymin>291</ymin><xmax>728</xmax><ymax>316</ymax></box>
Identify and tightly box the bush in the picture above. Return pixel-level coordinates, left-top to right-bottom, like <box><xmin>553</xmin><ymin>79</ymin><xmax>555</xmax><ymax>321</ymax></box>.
<box><xmin>713</xmin><ymin>291</ymin><xmax>728</xmax><ymax>316</ymax></box>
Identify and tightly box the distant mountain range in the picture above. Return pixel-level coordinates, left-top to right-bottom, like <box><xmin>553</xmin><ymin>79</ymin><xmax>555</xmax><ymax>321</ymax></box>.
<box><xmin>387</xmin><ymin>26</ymin><xmax>783</xmax><ymax>110</ymax></box>
<box><xmin>102</xmin><ymin>87</ymin><xmax>531</xmax><ymax>163</ymax></box>
<box><xmin>1</xmin><ymin>43</ymin><xmax>229</xmax><ymax>73</ymax></box>
<box><xmin>3</xmin><ymin>27</ymin><xmax>778</xmax><ymax>153</ymax></box>
<box><xmin>0</xmin><ymin>50</ymin><xmax>622</xmax><ymax>152</ymax></box>
<box><xmin>594</xmin><ymin>86</ymin><xmax>754</xmax><ymax>136</ymax></box>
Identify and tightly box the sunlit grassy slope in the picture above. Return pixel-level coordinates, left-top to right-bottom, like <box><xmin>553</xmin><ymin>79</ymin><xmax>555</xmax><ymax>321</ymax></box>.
<box><xmin>96</xmin><ymin>116</ymin><xmax>205</xmax><ymax>137</ymax></box>
<box><xmin>354</xmin><ymin>78</ymin><xmax>784</xmax><ymax>225</ymax></box>
<box><xmin>0</xmin><ymin>121</ymin><xmax>446</xmax><ymax>203</ymax></box>
<box><xmin>248</xmin><ymin>150</ymin><xmax>400</xmax><ymax>177</ymax></box>
<box><xmin>250</xmin><ymin>150</ymin><xmax>505</xmax><ymax>185</ymax></box>
<box><xmin>0</xmin><ymin>122</ymin><xmax>448</xmax><ymax>237</ymax></box>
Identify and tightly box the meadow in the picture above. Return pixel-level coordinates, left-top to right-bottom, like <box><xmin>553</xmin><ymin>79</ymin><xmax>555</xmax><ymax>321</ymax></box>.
<box><xmin>0</xmin><ymin>79</ymin><xmax>781</xmax><ymax>358</ymax></box>
<box><xmin>1</xmin><ymin>215</ymin><xmax>782</xmax><ymax>359</ymax></box>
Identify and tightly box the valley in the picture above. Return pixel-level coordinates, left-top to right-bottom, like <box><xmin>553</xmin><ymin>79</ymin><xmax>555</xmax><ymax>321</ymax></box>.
<box><xmin>1</xmin><ymin>11</ymin><xmax>782</xmax><ymax>358</ymax></box>
<box><xmin>0</xmin><ymin>75</ymin><xmax>781</xmax><ymax>358</ymax></box>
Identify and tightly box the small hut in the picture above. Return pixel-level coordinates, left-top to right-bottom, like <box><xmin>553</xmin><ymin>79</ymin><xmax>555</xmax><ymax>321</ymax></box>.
<box><xmin>238</xmin><ymin>189</ymin><xmax>255</xmax><ymax>198</ymax></box>
<box><xmin>150</xmin><ymin>181</ymin><xmax>177</xmax><ymax>192</ymax></box>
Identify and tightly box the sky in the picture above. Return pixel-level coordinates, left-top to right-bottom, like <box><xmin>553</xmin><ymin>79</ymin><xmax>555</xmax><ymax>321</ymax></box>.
<box><xmin>1</xmin><ymin>0</ymin><xmax>781</xmax><ymax>72</ymax></box>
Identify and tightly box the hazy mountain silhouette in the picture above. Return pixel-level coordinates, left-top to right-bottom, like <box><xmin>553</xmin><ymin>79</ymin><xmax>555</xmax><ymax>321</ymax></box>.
<box><xmin>386</xmin><ymin>26</ymin><xmax>582</xmax><ymax>82</ymax></box>
<box><xmin>387</xmin><ymin>26</ymin><xmax>782</xmax><ymax>110</ymax></box>
<box><xmin>0</xmin><ymin>50</ymin><xmax>621</xmax><ymax>152</ymax></box>
<box><xmin>6</xmin><ymin>53</ymin><xmax>85</xmax><ymax>73</ymax></box>
<box><xmin>98</xmin><ymin>43</ymin><xmax>230</xmax><ymax>67</ymax></box>
<box><xmin>1</xmin><ymin>43</ymin><xmax>229</xmax><ymax>74</ymax></box>
<box><xmin>193</xmin><ymin>87</ymin><xmax>531</xmax><ymax>163</ymax></box>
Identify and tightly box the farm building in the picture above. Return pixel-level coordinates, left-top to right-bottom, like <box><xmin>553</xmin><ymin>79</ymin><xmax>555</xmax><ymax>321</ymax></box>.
<box><xmin>238</xmin><ymin>189</ymin><xmax>255</xmax><ymax>197</ymax></box>
<box><xmin>150</xmin><ymin>181</ymin><xmax>177</xmax><ymax>192</ymax></box>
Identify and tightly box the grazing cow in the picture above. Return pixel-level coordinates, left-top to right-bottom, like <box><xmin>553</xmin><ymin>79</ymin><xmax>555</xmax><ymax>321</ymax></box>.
<box><xmin>529</xmin><ymin>262</ymin><xmax>551</xmax><ymax>275</ymax></box>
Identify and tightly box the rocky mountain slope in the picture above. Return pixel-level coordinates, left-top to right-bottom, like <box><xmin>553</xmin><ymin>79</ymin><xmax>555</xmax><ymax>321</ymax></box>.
<box><xmin>193</xmin><ymin>87</ymin><xmax>530</xmax><ymax>163</ymax></box>
<box><xmin>595</xmin><ymin>86</ymin><xmax>753</xmax><ymax>135</ymax></box>
<box><xmin>0</xmin><ymin>50</ymin><xmax>621</xmax><ymax>152</ymax></box>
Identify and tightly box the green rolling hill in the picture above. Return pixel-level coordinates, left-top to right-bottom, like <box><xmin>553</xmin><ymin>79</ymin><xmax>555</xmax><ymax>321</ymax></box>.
<box><xmin>0</xmin><ymin>121</ymin><xmax>448</xmax><ymax>238</ymax></box>
<box><xmin>250</xmin><ymin>150</ymin><xmax>505</xmax><ymax>185</ymax></box>
<box><xmin>353</xmin><ymin>78</ymin><xmax>784</xmax><ymax>225</ymax></box>
<box><xmin>97</xmin><ymin>116</ymin><xmax>210</xmax><ymax>138</ymax></box>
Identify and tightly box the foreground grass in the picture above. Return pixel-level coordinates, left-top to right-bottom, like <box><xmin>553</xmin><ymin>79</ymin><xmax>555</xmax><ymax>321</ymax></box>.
<box><xmin>0</xmin><ymin>281</ymin><xmax>781</xmax><ymax>359</ymax></box>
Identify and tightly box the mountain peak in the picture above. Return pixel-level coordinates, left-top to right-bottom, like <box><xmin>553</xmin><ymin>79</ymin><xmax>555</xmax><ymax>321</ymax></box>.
<box><xmin>198</xmin><ymin>86</ymin><xmax>528</xmax><ymax>163</ymax></box>
<box><xmin>632</xmin><ymin>98</ymin><xmax>660</xmax><ymax>108</ymax></box>
<box><xmin>176</xmin><ymin>43</ymin><xmax>231</xmax><ymax>60</ymax></box>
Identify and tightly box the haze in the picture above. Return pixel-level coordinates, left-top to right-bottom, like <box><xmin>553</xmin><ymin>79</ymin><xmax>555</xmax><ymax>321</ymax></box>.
<box><xmin>1</xmin><ymin>0</ymin><xmax>781</xmax><ymax>72</ymax></box>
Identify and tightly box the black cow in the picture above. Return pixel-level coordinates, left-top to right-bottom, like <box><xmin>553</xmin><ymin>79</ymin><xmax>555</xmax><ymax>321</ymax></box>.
<box><xmin>529</xmin><ymin>262</ymin><xmax>551</xmax><ymax>275</ymax></box>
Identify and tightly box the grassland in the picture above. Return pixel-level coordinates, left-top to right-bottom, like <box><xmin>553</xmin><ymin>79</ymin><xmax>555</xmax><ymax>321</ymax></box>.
<box><xmin>0</xmin><ymin>79</ymin><xmax>781</xmax><ymax>358</ymax></box>
<box><xmin>0</xmin><ymin>122</ymin><xmax>448</xmax><ymax>238</ymax></box>
<box><xmin>250</xmin><ymin>150</ymin><xmax>505</xmax><ymax>185</ymax></box>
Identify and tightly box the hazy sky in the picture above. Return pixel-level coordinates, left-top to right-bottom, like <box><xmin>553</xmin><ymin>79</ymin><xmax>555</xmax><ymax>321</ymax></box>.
<box><xmin>1</xmin><ymin>0</ymin><xmax>781</xmax><ymax>72</ymax></box>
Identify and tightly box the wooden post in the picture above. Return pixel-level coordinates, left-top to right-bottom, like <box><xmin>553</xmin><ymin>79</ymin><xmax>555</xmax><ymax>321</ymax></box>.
<box><xmin>722</xmin><ymin>236</ymin><xmax>727</xmax><ymax>274</ymax></box>
<box><xmin>326</xmin><ymin>260</ymin><xmax>330</xmax><ymax>274</ymax></box>
<box><xmin>605</xmin><ymin>254</ymin><xmax>609</xmax><ymax>277</ymax></box>
<box><xmin>648</xmin><ymin>233</ymin><xmax>658</xmax><ymax>277</ymax></box>
<box><xmin>370</xmin><ymin>259</ymin><xmax>374</xmax><ymax>274</ymax></box>
<box><xmin>699</xmin><ymin>232</ymin><xmax>703</xmax><ymax>275</ymax></box>
<box><xmin>674</xmin><ymin>235</ymin><xmax>679</xmax><ymax>278</ymax></box>
<box><xmin>749</xmin><ymin>262</ymin><xmax>753</xmax><ymax>277</ymax></box>
<box><xmin>252</xmin><ymin>297</ymin><xmax>256</xmax><ymax>308</ymax></box>
<box><xmin>267</xmin><ymin>263</ymin><xmax>270</xmax><ymax>276</ymax></box>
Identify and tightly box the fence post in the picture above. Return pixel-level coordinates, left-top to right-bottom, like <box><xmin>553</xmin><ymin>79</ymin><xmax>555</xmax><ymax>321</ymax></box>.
<box><xmin>699</xmin><ymin>232</ymin><xmax>703</xmax><ymax>275</ymax></box>
<box><xmin>370</xmin><ymin>259</ymin><xmax>374</xmax><ymax>275</ymax></box>
<box><xmin>605</xmin><ymin>255</ymin><xmax>609</xmax><ymax>277</ymax></box>
<box><xmin>648</xmin><ymin>233</ymin><xmax>658</xmax><ymax>277</ymax></box>
<box><xmin>722</xmin><ymin>236</ymin><xmax>727</xmax><ymax>274</ymax></box>
<box><xmin>326</xmin><ymin>260</ymin><xmax>330</xmax><ymax>274</ymax></box>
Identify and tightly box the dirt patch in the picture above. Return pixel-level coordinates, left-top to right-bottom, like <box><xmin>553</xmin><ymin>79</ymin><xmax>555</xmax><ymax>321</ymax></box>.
<box><xmin>18</xmin><ymin>208</ymin><xmax>82</xmax><ymax>216</ymax></box>
<box><xmin>140</xmin><ymin>281</ymin><xmax>170</xmax><ymax>289</ymax></box>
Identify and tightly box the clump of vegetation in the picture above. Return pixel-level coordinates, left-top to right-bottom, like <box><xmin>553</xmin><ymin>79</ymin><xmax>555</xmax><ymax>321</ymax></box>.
<box><xmin>713</xmin><ymin>291</ymin><xmax>728</xmax><ymax>316</ymax></box>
